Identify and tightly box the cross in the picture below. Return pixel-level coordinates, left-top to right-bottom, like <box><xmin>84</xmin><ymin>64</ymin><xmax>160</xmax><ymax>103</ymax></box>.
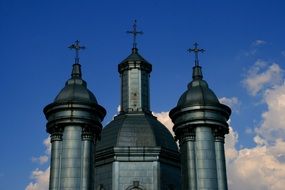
<box><xmin>127</xmin><ymin>20</ymin><xmax>143</xmax><ymax>48</ymax></box>
<box><xmin>188</xmin><ymin>42</ymin><xmax>205</xmax><ymax>66</ymax></box>
<box><xmin>68</xmin><ymin>40</ymin><xmax>86</xmax><ymax>64</ymax></box>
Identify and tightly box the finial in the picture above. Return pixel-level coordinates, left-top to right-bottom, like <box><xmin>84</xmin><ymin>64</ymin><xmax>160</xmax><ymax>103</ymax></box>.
<box><xmin>127</xmin><ymin>20</ymin><xmax>143</xmax><ymax>49</ymax></box>
<box><xmin>69</xmin><ymin>40</ymin><xmax>85</xmax><ymax>78</ymax></box>
<box><xmin>68</xmin><ymin>40</ymin><xmax>86</xmax><ymax>64</ymax></box>
<box><xmin>188</xmin><ymin>42</ymin><xmax>205</xmax><ymax>66</ymax></box>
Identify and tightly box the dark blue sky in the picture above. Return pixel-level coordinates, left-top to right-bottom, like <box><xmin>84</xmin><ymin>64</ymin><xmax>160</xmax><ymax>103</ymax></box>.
<box><xmin>1</xmin><ymin>0</ymin><xmax>285</xmax><ymax>189</ymax></box>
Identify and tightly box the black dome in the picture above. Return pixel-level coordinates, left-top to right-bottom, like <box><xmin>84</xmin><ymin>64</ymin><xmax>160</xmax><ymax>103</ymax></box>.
<box><xmin>96</xmin><ymin>113</ymin><xmax>178</xmax><ymax>152</ymax></box>
<box><xmin>177</xmin><ymin>79</ymin><xmax>220</xmax><ymax>108</ymax></box>
<box><xmin>53</xmin><ymin>64</ymin><xmax>98</xmax><ymax>104</ymax></box>
<box><xmin>54</xmin><ymin>78</ymin><xmax>97</xmax><ymax>103</ymax></box>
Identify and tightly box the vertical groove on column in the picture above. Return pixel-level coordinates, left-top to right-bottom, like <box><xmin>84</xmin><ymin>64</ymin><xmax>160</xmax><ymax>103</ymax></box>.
<box><xmin>215</xmin><ymin>134</ymin><xmax>228</xmax><ymax>190</ymax></box>
<box><xmin>195</xmin><ymin>127</ymin><xmax>218</xmax><ymax>190</ymax></box>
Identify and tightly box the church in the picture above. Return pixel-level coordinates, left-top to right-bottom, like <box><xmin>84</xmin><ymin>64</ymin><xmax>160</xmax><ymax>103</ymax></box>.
<box><xmin>43</xmin><ymin>22</ymin><xmax>231</xmax><ymax>190</ymax></box>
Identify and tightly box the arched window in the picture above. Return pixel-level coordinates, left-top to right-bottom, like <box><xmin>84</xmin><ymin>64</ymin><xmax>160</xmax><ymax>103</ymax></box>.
<box><xmin>96</xmin><ymin>184</ymin><xmax>105</xmax><ymax>190</ymax></box>
<box><xmin>126</xmin><ymin>181</ymin><xmax>145</xmax><ymax>190</ymax></box>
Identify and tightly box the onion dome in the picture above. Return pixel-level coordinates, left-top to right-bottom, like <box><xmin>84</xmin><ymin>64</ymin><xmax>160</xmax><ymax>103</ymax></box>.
<box><xmin>54</xmin><ymin>64</ymin><xmax>98</xmax><ymax>103</ymax></box>
<box><xmin>169</xmin><ymin>43</ymin><xmax>231</xmax><ymax>136</ymax></box>
<box><xmin>44</xmin><ymin>41</ymin><xmax>106</xmax><ymax>136</ymax></box>
<box><xmin>176</xmin><ymin>65</ymin><xmax>220</xmax><ymax>107</ymax></box>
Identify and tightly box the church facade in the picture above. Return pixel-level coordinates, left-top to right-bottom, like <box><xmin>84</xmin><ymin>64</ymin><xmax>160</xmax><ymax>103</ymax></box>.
<box><xmin>43</xmin><ymin>23</ymin><xmax>231</xmax><ymax>190</ymax></box>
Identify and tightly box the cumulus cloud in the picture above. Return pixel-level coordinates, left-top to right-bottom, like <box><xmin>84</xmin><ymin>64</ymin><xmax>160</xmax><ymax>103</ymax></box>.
<box><xmin>255</xmin><ymin>82</ymin><xmax>285</xmax><ymax>142</ymax></box>
<box><xmin>243</xmin><ymin>60</ymin><xmax>283</xmax><ymax>95</ymax></box>
<box><xmin>219</xmin><ymin>97</ymin><xmax>239</xmax><ymax>107</ymax></box>
<box><xmin>227</xmin><ymin>62</ymin><xmax>285</xmax><ymax>190</ymax></box>
<box><xmin>227</xmin><ymin>143</ymin><xmax>285</xmax><ymax>190</ymax></box>
<box><xmin>153</xmin><ymin>111</ymin><xmax>174</xmax><ymax>136</ymax></box>
<box><xmin>25</xmin><ymin>167</ymin><xmax>50</xmax><ymax>190</ymax></box>
<box><xmin>26</xmin><ymin>137</ymin><xmax>50</xmax><ymax>190</ymax></box>
<box><xmin>32</xmin><ymin>156</ymin><xmax>49</xmax><ymax>165</ymax></box>
<box><xmin>219</xmin><ymin>97</ymin><xmax>240</xmax><ymax>113</ymax></box>
<box><xmin>225</xmin><ymin>126</ymin><xmax>239</xmax><ymax>161</ymax></box>
<box><xmin>31</xmin><ymin>137</ymin><xmax>50</xmax><ymax>165</ymax></box>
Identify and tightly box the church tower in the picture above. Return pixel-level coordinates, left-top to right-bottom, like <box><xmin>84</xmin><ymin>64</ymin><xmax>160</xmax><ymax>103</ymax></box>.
<box><xmin>169</xmin><ymin>43</ymin><xmax>231</xmax><ymax>190</ymax></box>
<box><xmin>94</xmin><ymin>21</ymin><xmax>180</xmax><ymax>190</ymax></box>
<box><xmin>44</xmin><ymin>41</ymin><xmax>106</xmax><ymax>190</ymax></box>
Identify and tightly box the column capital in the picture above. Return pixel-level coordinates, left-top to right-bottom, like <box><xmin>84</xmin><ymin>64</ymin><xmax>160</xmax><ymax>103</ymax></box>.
<box><xmin>213</xmin><ymin>128</ymin><xmax>225</xmax><ymax>143</ymax></box>
<box><xmin>81</xmin><ymin>126</ymin><xmax>95</xmax><ymax>142</ymax></box>
<box><xmin>50</xmin><ymin>127</ymin><xmax>63</xmax><ymax>142</ymax></box>
<box><xmin>177</xmin><ymin>128</ymin><xmax>196</xmax><ymax>145</ymax></box>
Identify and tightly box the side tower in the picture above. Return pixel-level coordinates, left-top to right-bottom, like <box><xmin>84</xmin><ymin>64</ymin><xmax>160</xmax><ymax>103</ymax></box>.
<box><xmin>43</xmin><ymin>41</ymin><xmax>106</xmax><ymax>190</ymax></box>
<box><xmin>94</xmin><ymin>21</ymin><xmax>180</xmax><ymax>190</ymax></box>
<box><xmin>169</xmin><ymin>43</ymin><xmax>231</xmax><ymax>190</ymax></box>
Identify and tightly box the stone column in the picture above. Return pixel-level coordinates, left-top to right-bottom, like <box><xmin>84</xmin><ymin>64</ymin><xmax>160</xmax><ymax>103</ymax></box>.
<box><xmin>49</xmin><ymin>129</ymin><xmax>63</xmax><ymax>190</ymax></box>
<box><xmin>195</xmin><ymin>127</ymin><xmax>218</xmax><ymax>190</ymax></box>
<box><xmin>179</xmin><ymin>128</ymin><xmax>197</xmax><ymax>190</ymax></box>
<box><xmin>81</xmin><ymin>127</ymin><xmax>95</xmax><ymax>190</ymax></box>
<box><xmin>60</xmin><ymin>126</ymin><xmax>82</xmax><ymax>189</ymax></box>
<box><xmin>214</xmin><ymin>131</ymin><xmax>228</xmax><ymax>190</ymax></box>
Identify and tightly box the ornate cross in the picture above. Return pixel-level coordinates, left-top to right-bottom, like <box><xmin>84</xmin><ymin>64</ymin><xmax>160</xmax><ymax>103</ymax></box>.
<box><xmin>188</xmin><ymin>42</ymin><xmax>205</xmax><ymax>66</ymax></box>
<box><xmin>68</xmin><ymin>40</ymin><xmax>86</xmax><ymax>64</ymax></box>
<box><xmin>127</xmin><ymin>20</ymin><xmax>143</xmax><ymax>48</ymax></box>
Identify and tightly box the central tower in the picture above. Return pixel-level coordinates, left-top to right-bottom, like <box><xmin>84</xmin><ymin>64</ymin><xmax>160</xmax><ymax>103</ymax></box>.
<box><xmin>120</xmin><ymin>20</ymin><xmax>151</xmax><ymax>113</ymax></box>
<box><xmin>94</xmin><ymin>21</ymin><xmax>180</xmax><ymax>190</ymax></box>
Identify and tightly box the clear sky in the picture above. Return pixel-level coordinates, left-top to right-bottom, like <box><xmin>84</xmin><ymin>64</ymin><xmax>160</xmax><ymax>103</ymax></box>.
<box><xmin>1</xmin><ymin>0</ymin><xmax>285</xmax><ymax>189</ymax></box>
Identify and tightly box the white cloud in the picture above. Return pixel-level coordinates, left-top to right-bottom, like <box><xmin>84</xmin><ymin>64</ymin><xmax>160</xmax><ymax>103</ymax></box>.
<box><xmin>227</xmin><ymin>62</ymin><xmax>285</xmax><ymax>190</ymax></box>
<box><xmin>43</xmin><ymin>137</ymin><xmax>51</xmax><ymax>155</ymax></box>
<box><xmin>31</xmin><ymin>137</ymin><xmax>50</xmax><ymax>165</ymax></box>
<box><xmin>227</xmin><ymin>143</ymin><xmax>285</xmax><ymax>190</ymax></box>
<box><xmin>117</xmin><ymin>105</ymin><xmax>121</xmax><ymax>113</ymax></box>
<box><xmin>32</xmin><ymin>156</ymin><xmax>49</xmax><ymax>165</ymax></box>
<box><xmin>219</xmin><ymin>97</ymin><xmax>240</xmax><ymax>113</ymax></box>
<box><xmin>25</xmin><ymin>167</ymin><xmax>50</xmax><ymax>190</ymax></box>
<box><xmin>255</xmin><ymin>82</ymin><xmax>285</xmax><ymax>142</ymax></box>
<box><xmin>252</xmin><ymin>40</ymin><xmax>267</xmax><ymax>46</ymax></box>
<box><xmin>153</xmin><ymin>111</ymin><xmax>174</xmax><ymax>136</ymax></box>
<box><xmin>27</xmin><ymin>137</ymin><xmax>50</xmax><ymax>190</ymax></box>
<box><xmin>243</xmin><ymin>60</ymin><xmax>283</xmax><ymax>96</ymax></box>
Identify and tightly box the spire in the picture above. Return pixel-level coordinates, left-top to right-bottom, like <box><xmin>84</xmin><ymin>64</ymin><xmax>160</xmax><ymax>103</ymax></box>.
<box><xmin>68</xmin><ymin>40</ymin><xmax>85</xmax><ymax>78</ymax></box>
<box><xmin>188</xmin><ymin>42</ymin><xmax>205</xmax><ymax>80</ymax></box>
<box><xmin>127</xmin><ymin>20</ymin><xmax>143</xmax><ymax>50</ymax></box>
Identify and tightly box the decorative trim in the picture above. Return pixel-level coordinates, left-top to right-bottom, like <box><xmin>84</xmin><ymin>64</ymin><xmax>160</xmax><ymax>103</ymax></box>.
<box><xmin>50</xmin><ymin>127</ymin><xmax>63</xmax><ymax>142</ymax></box>
<box><xmin>213</xmin><ymin>128</ymin><xmax>225</xmax><ymax>143</ymax></box>
<box><xmin>178</xmin><ymin>128</ymin><xmax>195</xmax><ymax>145</ymax></box>
<box><xmin>81</xmin><ymin>126</ymin><xmax>95</xmax><ymax>142</ymax></box>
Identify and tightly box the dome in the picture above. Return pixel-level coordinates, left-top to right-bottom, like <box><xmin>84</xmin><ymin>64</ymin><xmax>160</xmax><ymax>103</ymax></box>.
<box><xmin>118</xmin><ymin>48</ymin><xmax>152</xmax><ymax>74</ymax></box>
<box><xmin>120</xmin><ymin>48</ymin><xmax>149</xmax><ymax>63</ymax></box>
<box><xmin>54</xmin><ymin>78</ymin><xmax>97</xmax><ymax>103</ymax></box>
<box><xmin>177</xmin><ymin>79</ymin><xmax>220</xmax><ymax>108</ymax></box>
<box><xmin>53</xmin><ymin>64</ymin><xmax>98</xmax><ymax>104</ymax></box>
<box><xmin>96</xmin><ymin>113</ymin><xmax>178</xmax><ymax>152</ymax></box>
<box><xmin>170</xmin><ymin>65</ymin><xmax>231</xmax><ymax>134</ymax></box>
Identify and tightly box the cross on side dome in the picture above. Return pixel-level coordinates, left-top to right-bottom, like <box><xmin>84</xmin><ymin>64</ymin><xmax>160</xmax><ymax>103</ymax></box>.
<box><xmin>68</xmin><ymin>40</ymin><xmax>86</xmax><ymax>64</ymax></box>
<box><xmin>188</xmin><ymin>42</ymin><xmax>205</xmax><ymax>66</ymax></box>
<box><xmin>127</xmin><ymin>20</ymin><xmax>143</xmax><ymax>49</ymax></box>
